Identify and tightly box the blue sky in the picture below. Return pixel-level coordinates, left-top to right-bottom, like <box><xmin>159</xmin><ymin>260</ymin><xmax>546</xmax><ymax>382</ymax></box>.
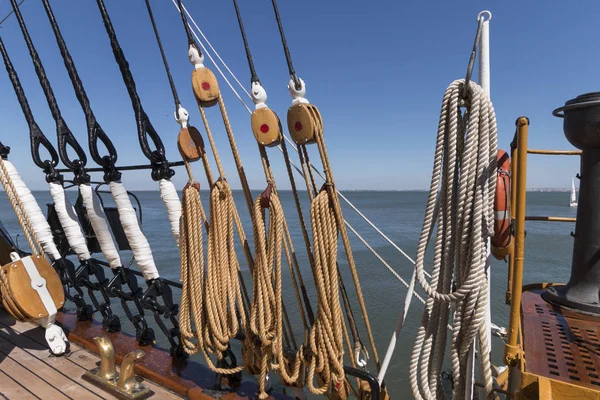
<box><xmin>0</xmin><ymin>0</ymin><xmax>595</xmax><ymax>190</ymax></box>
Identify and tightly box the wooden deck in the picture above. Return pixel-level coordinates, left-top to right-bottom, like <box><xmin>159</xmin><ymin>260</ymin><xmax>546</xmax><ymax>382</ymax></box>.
<box><xmin>0</xmin><ymin>310</ymin><xmax>182</xmax><ymax>400</ymax></box>
<box><xmin>522</xmin><ymin>290</ymin><xmax>600</xmax><ymax>390</ymax></box>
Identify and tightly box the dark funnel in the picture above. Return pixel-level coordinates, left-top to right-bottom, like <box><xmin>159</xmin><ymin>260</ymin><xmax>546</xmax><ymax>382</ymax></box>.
<box><xmin>544</xmin><ymin>92</ymin><xmax>600</xmax><ymax>314</ymax></box>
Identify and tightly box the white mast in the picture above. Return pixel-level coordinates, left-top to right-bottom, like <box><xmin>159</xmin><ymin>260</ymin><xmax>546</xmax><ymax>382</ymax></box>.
<box><xmin>466</xmin><ymin>10</ymin><xmax>492</xmax><ymax>400</ymax></box>
<box><xmin>571</xmin><ymin>177</ymin><xmax>578</xmax><ymax>206</ymax></box>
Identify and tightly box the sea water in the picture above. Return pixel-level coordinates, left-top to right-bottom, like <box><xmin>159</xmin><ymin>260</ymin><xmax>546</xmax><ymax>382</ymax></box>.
<box><xmin>0</xmin><ymin>190</ymin><xmax>576</xmax><ymax>398</ymax></box>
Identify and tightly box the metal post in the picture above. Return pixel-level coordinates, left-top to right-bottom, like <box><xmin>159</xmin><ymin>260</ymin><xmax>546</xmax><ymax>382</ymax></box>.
<box><xmin>504</xmin><ymin>117</ymin><xmax>529</xmax><ymax>368</ymax></box>
<box><xmin>507</xmin><ymin>139</ymin><xmax>518</xmax><ymax>304</ymax></box>
<box><xmin>468</xmin><ymin>11</ymin><xmax>492</xmax><ymax>400</ymax></box>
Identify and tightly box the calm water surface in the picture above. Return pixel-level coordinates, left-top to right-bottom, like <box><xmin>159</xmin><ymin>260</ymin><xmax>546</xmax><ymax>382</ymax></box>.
<box><xmin>0</xmin><ymin>190</ymin><xmax>576</xmax><ymax>398</ymax></box>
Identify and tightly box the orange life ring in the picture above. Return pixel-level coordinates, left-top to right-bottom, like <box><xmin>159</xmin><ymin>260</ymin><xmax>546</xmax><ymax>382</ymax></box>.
<box><xmin>491</xmin><ymin>150</ymin><xmax>512</xmax><ymax>260</ymax></box>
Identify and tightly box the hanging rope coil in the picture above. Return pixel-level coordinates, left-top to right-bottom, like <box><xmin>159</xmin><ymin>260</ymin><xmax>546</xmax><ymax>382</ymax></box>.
<box><xmin>250</xmin><ymin>188</ymin><xmax>303</xmax><ymax>399</ymax></box>
<box><xmin>204</xmin><ymin>179</ymin><xmax>246</xmax><ymax>369</ymax></box>
<box><xmin>178</xmin><ymin>176</ymin><xmax>246</xmax><ymax>374</ymax></box>
<box><xmin>306</xmin><ymin>189</ymin><xmax>346</xmax><ymax>397</ymax></box>
<box><xmin>409</xmin><ymin>79</ymin><xmax>496</xmax><ymax>400</ymax></box>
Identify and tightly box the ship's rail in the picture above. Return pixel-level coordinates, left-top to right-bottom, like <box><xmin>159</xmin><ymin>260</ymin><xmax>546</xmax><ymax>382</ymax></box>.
<box><xmin>499</xmin><ymin>118</ymin><xmax>600</xmax><ymax>398</ymax></box>
<box><xmin>40</xmin><ymin>183</ymin><xmax>382</xmax><ymax>398</ymax></box>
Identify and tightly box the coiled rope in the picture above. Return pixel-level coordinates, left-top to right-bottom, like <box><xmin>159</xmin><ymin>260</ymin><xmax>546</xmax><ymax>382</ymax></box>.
<box><xmin>250</xmin><ymin>190</ymin><xmax>303</xmax><ymax>399</ymax></box>
<box><xmin>409</xmin><ymin>79</ymin><xmax>497</xmax><ymax>400</ymax></box>
<box><xmin>178</xmin><ymin>157</ymin><xmax>248</xmax><ymax>372</ymax></box>
<box><xmin>306</xmin><ymin>189</ymin><xmax>346</xmax><ymax>396</ymax></box>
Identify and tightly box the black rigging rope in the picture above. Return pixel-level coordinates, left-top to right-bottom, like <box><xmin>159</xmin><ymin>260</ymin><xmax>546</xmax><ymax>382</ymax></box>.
<box><xmin>40</xmin><ymin>0</ymin><xmax>119</xmax><ymax>181</ymax></box>
<box><xmin>144</xmin><ymin>0</ymin><xmax>181</xmax><ymax>116</ymax></box>
<box><xmin>9</xmin><ymin>0</ymin><xmax>87</xmax><ymax>177</ymax></box>
<box><xmin>270</xmin><ymin>0</ymin><xmax>301</xmax><ymax>90</ymax></box>
<box><xmin>0</xmin><ymin>35</ymin><xmax>60</xmax><ymax>182</ymax></box>
<box><xmin>95</xmin><ymin>0</ymin><xmax>173</xmax><ymax>181</ymax></box>
<box><xmin>176</xmin><ymin>0</ymin><xmax>200</xmax><ymax>53</ymax></box>
<box><xmin>232</xmin><ymin>0</ymin><xmax>259</xmax><ymax>84</ymax></box>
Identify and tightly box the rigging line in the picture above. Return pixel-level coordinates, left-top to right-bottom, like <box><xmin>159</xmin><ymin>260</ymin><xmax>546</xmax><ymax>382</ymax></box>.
<box><xmin>175</xmin><ymin>0</ymin><xmax>195</xmax><ymax>47</ymax></box>
<box><xmin>180</xmin><ymin>0</ymin><xmax>421</xmax><ymax>287</ymax></box>
<box><xmin>0</xmin><ymin>36</ymin><xmax>60</xmax><ymax>174</ymax></box>
<box><xmin>231</xmin><ymin>0</ymin><xmax>259</xmax><ymax>84</ymax></box>
<box><xmin>170</xmin><ymin>0</ymin><xmax>252</xmax><ymax>113</ymax></box>
<box><xmin>174</xmin><ymin>0</ymin><xmax>250</xmax><ymax>101</ymax></box>
<box><xmin>269</xmin><ymin>0</ymin><xmax>301</xmax><ymax>90</ymax></box>
<box><xmin>174</xmin><ymin>2</ymin><xmax>425</xmax><ymax>278</ymax></box>
<box><xmin>9</xmin><ymin>0</ymin><xmax>87</xmax><ymax>171</ymax></box>
<box><xmin>0</xmin><ymin>0</ymin><xmax>23</xmax><ymax>27</ymax></box>
<box><xmin>144</xmin><ymin>0</ymin><xmax>180</xmax><ymax>111</ymax></box>
<box><xmin>94</xmin><ymin>0</ymin><xmax>168</xmax><ymax>169</ymax></box>
<box><xmin>40</xmin><ymin>0</ymin><xmax>118</xmax><ymax>171</ymax></box>
<box><xmin>173</xmin><ymin>6</ymin><xmax>454</xmax><ymax>344</ymax></box>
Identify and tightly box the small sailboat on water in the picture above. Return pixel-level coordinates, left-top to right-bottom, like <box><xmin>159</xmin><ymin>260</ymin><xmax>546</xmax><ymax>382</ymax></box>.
<box><xmin>571</xmin><ymin>177</ymin><xmax>578</xmax><ymax>207</ymax></box>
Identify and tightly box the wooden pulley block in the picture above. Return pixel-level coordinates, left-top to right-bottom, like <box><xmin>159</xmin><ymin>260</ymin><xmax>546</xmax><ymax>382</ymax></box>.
<box><xmin>192</xmin><ymin>67</ymin><xmax>220</xmax><ymax>107</ymax></box>
<box><xmin>1</xmin><ymin>255</ymin><xmax>64</xmax><ymax>321</ymax></box>
<box><xmin>287</xmin><ymin>103</ymin><xmax>323</xmax><ymax>145</ymax></box>
<box><xmin>177</xmin><ymin>126</ymin><xmax>205</xmax><ymax>162</ymax></box>
<box><xmin>251</xmin><ymin>107</ymin><xmax>282</xmax><ymax>147</ymax></box>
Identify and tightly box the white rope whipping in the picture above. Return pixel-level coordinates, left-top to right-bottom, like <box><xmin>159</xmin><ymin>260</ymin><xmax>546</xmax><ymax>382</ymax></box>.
<box><xmin>79</xmin><ymin>183</ymin><xmax>122</xmax><ymax>269</ymax></box>
<box><xmin>109</xmin><ymin>181</ymin><xmax>159</xmax><ymax>280</ymax></box>
<box><xmin>159</xmin><ymin>178</ymin><xmax>181</xmax><ymax>247</ymax></box>
<box><xmin>409</xmin><ymin>79</ymin><xmax>497</xmax><ymax>400</ymax></box>
<box><xmin>1</xmin><ymin>161</ymin><xmax>61</xmax><ymax>261</ymax></box>
<box><xmin>49</xmin><ymin>182</ymin><xmax>91</xmax><ymax>261</ymax></box>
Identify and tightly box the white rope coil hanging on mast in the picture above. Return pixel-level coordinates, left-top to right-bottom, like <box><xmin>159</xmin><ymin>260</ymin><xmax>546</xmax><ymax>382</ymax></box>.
<box><xmin>409</xmin><ymin>79</ymin><xmax>497</xmax><ymax>400</ymax></box>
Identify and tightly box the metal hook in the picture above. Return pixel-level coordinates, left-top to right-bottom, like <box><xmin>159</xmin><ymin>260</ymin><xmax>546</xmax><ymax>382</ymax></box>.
<box><xmin>461</xmin><ymin>12</ymin><xmax>487</xmax><ymax>101</ymax></box>
<box><xmin>354</xmin><ymin>342</ymin><xmax>369</xmax><ymax>368</ymax></box>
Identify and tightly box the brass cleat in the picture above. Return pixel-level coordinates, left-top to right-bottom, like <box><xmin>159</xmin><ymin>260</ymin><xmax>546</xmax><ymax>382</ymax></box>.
<box><xmin>82</xmin><ymin>335</ymin><xmax>153</xmax><ymax>399</ymax></box>
<box><xmin>117</xmin><ymin>350</ymin><xmax>147</xmax><ymax>393</ymax></box>
<box><xmin>95</xmin><ymin>335</ymin><xmax>117</xmax><ymax>381</ymax></box>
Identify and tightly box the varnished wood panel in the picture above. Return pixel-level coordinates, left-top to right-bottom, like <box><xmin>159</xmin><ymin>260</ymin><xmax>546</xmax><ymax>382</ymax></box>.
<box><xmin>2</xmin><ymin>255</ymin><xmax>64</xmax><ymax>320</ymax></box>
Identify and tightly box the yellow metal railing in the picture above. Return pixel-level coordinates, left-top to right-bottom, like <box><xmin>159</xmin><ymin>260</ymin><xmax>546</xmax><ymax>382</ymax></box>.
<box><xmin>525</xmin><ymin>216</ymin><xmax>576</xmax><ymax>222</ymax></box>
<box><xmin>503</xmin><ymin>117</ymin><xmax>580</xmax><ymax>368</ymax></box>
<box><xmin>527</xmin><ymin>149</ymin><xmax>582</xmax><ymax>156</ymax></box>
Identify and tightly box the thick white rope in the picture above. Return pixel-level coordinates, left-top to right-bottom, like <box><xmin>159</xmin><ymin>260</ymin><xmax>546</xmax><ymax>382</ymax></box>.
<box><xmin>1</xmin><ymin>161</ymin><xmax>61</xmax><ymax>261</ymax></box>
<box><xmin>48</xmin><ymin>182</ymin><xmax>91</xmax><ymax>261</ymax></box>
<box><xmin>109</xmin><ymin>181</ymin><xmax>159</xmax><ymax>280</ymax></box>
<box><xmin>409</xmin><ymin>79</ymin><xmax>496</xmax><ymax>400</ymax></box>
<box><xmin>79</xmin><ymin>183</ymin><xmax>122</xmax><ymax>269</ymax></box>
<box><xmin>159</xmin><ymin>178</ymin><xmax>181</xmax><ymax>247</ymax></box>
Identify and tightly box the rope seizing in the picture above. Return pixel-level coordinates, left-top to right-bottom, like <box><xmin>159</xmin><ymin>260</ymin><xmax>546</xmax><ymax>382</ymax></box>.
<box><xmin>409</xmin><ymin>79</ymin><xmax>497</xmax><ymax>400</ymax></box>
